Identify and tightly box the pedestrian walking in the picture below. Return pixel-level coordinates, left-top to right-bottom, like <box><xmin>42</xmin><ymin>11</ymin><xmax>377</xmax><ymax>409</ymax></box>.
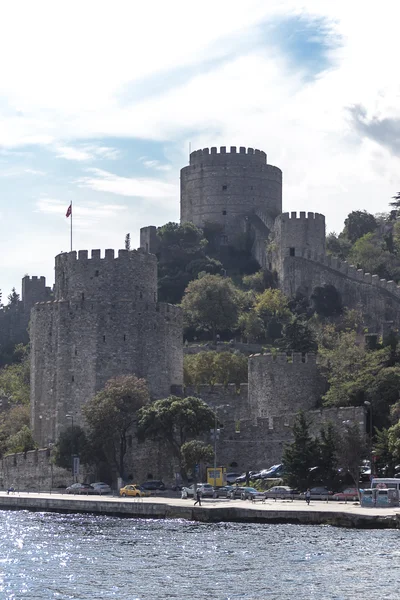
<box><xmin>194</xmin><ymin>488</ymin><xmax>202</xmax><ymax>506</ymax></box>
<box><xmin>305</xmin><ymin>489</ymin><xmax>311</xmax><ymax>505</ymax></box>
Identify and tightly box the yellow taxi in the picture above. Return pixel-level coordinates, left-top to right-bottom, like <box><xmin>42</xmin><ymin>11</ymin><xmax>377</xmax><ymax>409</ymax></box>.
<box><xmin>119</xmin><ymin>484</ymin><xmax>150</xmax><ymax>498</ymax></box>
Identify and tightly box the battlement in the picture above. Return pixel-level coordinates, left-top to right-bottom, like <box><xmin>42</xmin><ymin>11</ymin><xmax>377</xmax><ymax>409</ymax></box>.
<box><xmin>23</xmin><ymin>275</ymin><xmax>46</xmax><ymax>283</ymax></box>
<box><xmin>54</xmin><ymin>248</ymin><xmax>157</xmax><ymax>302</ymax></box>
<box><xmin>293</xmin><ymin>249</ymin><xmax>400</xmax><ymax>300</ymax></box>
<box><xmin>249</xmin><ymin>352</ymin><xmax>317</xmax><ymax>364</ymax></box>
<box><xmin>279</xmin><ymin>212</ymin><xmax>325</xmax><ymax>222</ymax></box>
<box><xmin>55</xmin><ymin>248</ymin><xmax>154</xmax><ymax>266</ymax></box>
<box><xmin>189</xmin><ymin>146</ymin><xmax>267</xmax><ymax>167</ymax></box>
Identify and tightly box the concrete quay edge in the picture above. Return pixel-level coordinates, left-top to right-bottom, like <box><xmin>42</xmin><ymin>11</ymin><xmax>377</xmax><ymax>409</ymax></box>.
<box><xmin>0</xmin><ymin>493</ymin><xmax>399</xmax><ymax>529</ymax></box>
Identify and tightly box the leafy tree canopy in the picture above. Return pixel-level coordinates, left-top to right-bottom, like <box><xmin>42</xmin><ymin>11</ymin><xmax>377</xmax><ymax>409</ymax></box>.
<box><xmin>6</xmin><ymin>425</ymin><xmax>36</xmax><ymax>454</ymax></box>
<box><xmin>311</xmin><ymin>284</ymin><xmax>343</xmax><ymax>317</ymax></box>
<box><xmin>156</xmin><ymin>222</ymin><xmax>222</xmax><ymax>304</ymax></box>
<box><xmin>279</xmin><ymin>317</ymin><xmax>317</xmax><ymax>354</ymax></box>
<box><xmin>283</xmin><ymin>411</ymin><xmax>318</xmax><ymax>491</ymax></box>
<box><xmin>344</xmin><ymin>210</ymin><xmax>377</xmax><ymax>244</ymax></box>
<box><xmin>181</xmin><ymin>440</ymin><xmax>214</xmax><ymax>478</ymax></box>
<box><xmin>0</xmin><ymin>345</ymin><xmax>30</xmax><ymax>405</ymax></box>
<box><xmin>53</xmin><ymin>425</ymin><xmax>92</xmax><ymax>470</ymax></box>
<box><xmin>184</xmin><ymin>351</ymin><xmax>248</xmax><ymax>387</ymax></box>
<box><xmin>137</xmin><ymin>395</ymin><xmax>215</xmax><ymax>481</ymax></box>
<box><xmin>181</xmin><ymin>274</ymin><xmax>242</xmax><ymax>340</ymax></box>
<box><xmin>83</xmin><ymin>375</ymin><xmax>150</xmax><ymax>478</ymax></box>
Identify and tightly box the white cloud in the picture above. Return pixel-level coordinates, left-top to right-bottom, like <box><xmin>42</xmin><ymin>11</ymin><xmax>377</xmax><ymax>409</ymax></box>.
<box><xmin>140</xmin><ymin>157</ymin><xmax>172</xmax><ymax>172</ymax></box>
<box><xmin>54</xmin><ymin>144</ymin><xmax>120</xmax><ymax>161</ymax></box>
<box><xmin>78</xmin><ymin>168</ymin><xmax>178</xmax><ymax>201</ymax></box>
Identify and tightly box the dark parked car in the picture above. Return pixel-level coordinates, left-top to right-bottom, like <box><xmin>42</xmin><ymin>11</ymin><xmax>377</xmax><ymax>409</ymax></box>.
<box><xmin>264</xmin><ymin>485</ymin><xmax>297</xmax><ymax>499</ymax></box>
<box><xmin>303</xmin><ymin>487</ymin><xmax>333</xmax><ymax>499</ymax></box>
<box><xmin>228</xmin><ymin>487</ymin><xmax>246</xmax><ymax>499</ymax></box>
<box><xmin>213</xmin><ymin>486</ymin><xmax>234</xmax><ymax>498</ymax></box>
<box><xmin>140</xmin><ymin>480</ymin><xmax>166</xmax><ymax>491</ymax></box>
<box><xmin>66</xmin><ymin>483</ymin><xmax>97</xmax><ymax>495</ymax></box>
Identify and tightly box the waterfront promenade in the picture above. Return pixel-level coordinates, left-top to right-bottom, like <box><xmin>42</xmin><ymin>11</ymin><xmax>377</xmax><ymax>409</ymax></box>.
<box><xmin>0</xmin><ymin>491</ymin><xmax>398</xmax><ymax>528</ymax></box>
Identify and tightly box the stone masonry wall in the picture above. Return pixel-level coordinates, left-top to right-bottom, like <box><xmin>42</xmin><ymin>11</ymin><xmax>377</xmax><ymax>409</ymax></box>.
<box><xmin>281</xmin><ymin>252</ymin><xmax>400</xmax><ymax>329</ymax></box>
<box><xmin>248</xmin><ymin>353</ymin><xmax>326</xmax><ymax>419</ymax></box>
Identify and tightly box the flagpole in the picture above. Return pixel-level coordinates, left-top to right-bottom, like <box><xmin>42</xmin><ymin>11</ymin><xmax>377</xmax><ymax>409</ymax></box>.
<box><xmin>70</xmin><ymin>200</ymin><xmax>73</xmax><ymax>252</ymax></box>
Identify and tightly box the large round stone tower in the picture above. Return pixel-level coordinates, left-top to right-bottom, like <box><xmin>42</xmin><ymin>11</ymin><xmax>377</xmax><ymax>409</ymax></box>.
<box><xmin>30</xmin><ymin>249</ymin><xmax>183</xmax><ymax>447</ymax></box>
<box><xmin>180</xmin><ymin>146</ymin><xmax>282</xmax><ymax>242</ymax></box>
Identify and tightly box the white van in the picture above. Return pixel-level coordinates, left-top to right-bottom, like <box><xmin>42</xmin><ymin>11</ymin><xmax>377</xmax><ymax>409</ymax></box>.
<box><xmin>371</xmin><ymin>478</ymin><xmax>400</xmax><ymax>492</ymax></box>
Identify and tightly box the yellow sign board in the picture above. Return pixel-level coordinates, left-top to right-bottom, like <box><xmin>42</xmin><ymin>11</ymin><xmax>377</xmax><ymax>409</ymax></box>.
<box><xmin>207</xmin><ymin>467</ymin><xmax>226</xmax><ymax>487</ymax></box>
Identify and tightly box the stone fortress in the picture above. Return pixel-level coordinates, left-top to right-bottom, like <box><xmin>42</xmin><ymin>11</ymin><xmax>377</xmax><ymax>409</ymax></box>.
<box><xmin>5</xmin><ymin>143</ymin><xmax>392</xmax><ymax>486</ymax></box>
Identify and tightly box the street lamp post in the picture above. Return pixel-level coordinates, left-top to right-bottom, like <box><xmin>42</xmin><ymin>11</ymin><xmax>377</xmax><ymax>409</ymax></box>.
<box><xmin>65</xmin><ymin>414</ymin><xmax>75</xmax><ymax>483</ymax></box>
<box><xmin>364</xmin><ymin>401</ymin><xmax>373</xmax><ymax>477</ymax></box>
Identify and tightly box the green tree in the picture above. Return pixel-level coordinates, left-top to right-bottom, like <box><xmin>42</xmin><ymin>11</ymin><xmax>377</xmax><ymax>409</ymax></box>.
<box><xmin>283</xmin><ymin>411</ymin><xmax>318</xmax><ymax>491</ymax></box>
<box><xmin>388</xmin><ymin>419</ymin><xmax>400</xmax><ymax>463</ymax></box>
<box><xmin>156</xmin><ymin>222</ymin><xmax>222</xmax><ymax>304</ymax></box>
<box><xmin>183</xmin><ymin>351</ymin><xmax>248</xmax><ymax>387</ymax></box>
<box><xmin>311</xmin><ymin>284</ymin><xmax>342</xmax><ymax>317</ymax></box>
<box><xmin>7</xmin><ymin>287</ymin><xmax>20</xmax><ymax>307</ymax></box>
<box><xmin>319</xmin><ymin>330</ymin><xmax>389</xmax><ymax>408</ymax></box>
<box><xmin>254</xmin><ymin>288</ymin><xmax>292</xmax><ymax>342</ymax></box>
<box><xmin>337</xmin><ymin>422</ymin><xmax>367</xmax><ymax>490</ymax></box>
<box><xmin>348</xmin><ymin>232</ymin><xmax>393</xmax><ymax>279</ymax></box>
<box><xmin>279</xmin><ymin>317</ymin><xmax>317</xmax><ymax>353</ymax></box>
<box><xmin>344</xmin><ymin>210</ymin><xmax>377</xmax><ymax>244</ymax></box>
<box><xmin>6</xmin><ymin>425</ymin><xmax>37</xmax><ymax>454</ymax></box>
<box><xmin>242</xmin><ymin>270</ymin><xmax>274</xmax><ymax>293</ymax></box>
<box><xmin>0</xmin><ymin>346</ymin><xmax>30</xmax><ymax>405</ymax></box>
<box><xmin>137</xmin><ymin>395</ymin><xmax>216</xmax><ymax>482</ymax></box>
<box><xmin>181</xmin><ymin>440</ymin><xmax>214</xmax><ymax>480</ymax></box>
<box><xmin>0</xmin><ymin>404</ymin><xmax>30</xmax><ymax>457</ymax></box>
<box><xmin>373</xmin><ymin>428</ymin><xmax>397</xmax><ymax>477</ymax></box>
<box><xmin>83</xmin><ymin>375</ymin><xmax>150</xmax><ymax>479</ymax></box>
<box><xmin>238</xmin><ymin>311</ymin><xmax>265</xmax><ymax>343</ymax></box>
<box><xmin>317</xmin><ymin>422</ymin><xmax>338</xmax><ymax>490</ymax></box>
<box><xmin>326</xmin><ymin>232</ymin><xmax>351</xmax><ymax>260</ymax></box>
<box><xmin>181</xmin><ymin>274</ymin><xmax>242</xmax><ymax>341</ymax></box>
<box><xmin>53</xmin><ymin>425</ymin><xmax>92</xmax><ymax>470</ymax></box>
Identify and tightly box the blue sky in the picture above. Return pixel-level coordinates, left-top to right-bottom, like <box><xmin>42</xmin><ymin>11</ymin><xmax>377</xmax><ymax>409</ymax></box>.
<box><xmin>0</xmin><ymin>0</ymin><xmax>399</xmax><ymax>297</ymax></box>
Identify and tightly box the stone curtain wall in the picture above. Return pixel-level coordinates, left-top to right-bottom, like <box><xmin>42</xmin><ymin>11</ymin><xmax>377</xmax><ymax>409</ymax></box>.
<box><xmin>30</xmin><ymin>250</ymin><xmax>183</xmax><ymax>448</ymax></box>
<box><xmin>180</xmin><ymin>146</ymin><xmax>282</xmax><ymax>240</ymax></box>
<box><xmin>248</xmin><ymin>353</ymin><xmax>326</xmax><ymax>420</ymax></box>
<box><xmin>281</xmin><ymin>253</ymin><xmax>400</xmax><ymax>329</ymax></box>
<box><xmin>1</xmin><ymin>449</ymin><xmax>77</xmax><ymax>491</ymax></box>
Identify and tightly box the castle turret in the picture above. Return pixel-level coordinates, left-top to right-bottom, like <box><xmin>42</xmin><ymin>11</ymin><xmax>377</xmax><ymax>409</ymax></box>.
<box><xmin>271</xmin><ymin>212</ymin><xmax>326</xmax><ymax>287</ymax></box>
<box><xmin>30</xmin><ymin>249</ymin><xmax>183</xmax><ymax>447</ymax></box>
<box><xmin>180</xmin><ymin>146</ymin><xmax>282</xmax><ymax>243</ymax></box>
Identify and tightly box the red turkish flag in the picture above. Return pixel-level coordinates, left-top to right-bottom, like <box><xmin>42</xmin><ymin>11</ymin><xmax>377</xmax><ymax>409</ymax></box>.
<box><xmin>66</xmin><ymin>204</ymin><xmax>72</xmax><ymax>218</ymax></box>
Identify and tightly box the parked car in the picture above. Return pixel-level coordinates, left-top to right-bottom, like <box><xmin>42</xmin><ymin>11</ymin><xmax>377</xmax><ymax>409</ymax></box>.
<box><xmin>264</xmin><ymin>485</ymin><xmax>297</xmax><ymax>499</ymax></box>
<box><xmin>226</xmin><ymin>472</ymin><xmax>241</xmax><ymax>484</ymax></box>
<box><xmin>140</xmin><ymin>480</ymin><xmax>166</xmax><ymax>491</ymax></box>
<box><xmin>91</xmin><ymin>482</ymin><xmax>112</xmax><ymax>495</ymax></box>
<box><xmin>332</xmin><ymin>488</ymin><xmax>359</xmax><ymax>501</ymax></box>
<box><xmin>234</xmin><ymin>471</ymin><xmax>259</xmax><ymax>483</ymax></box>
<box><xmin>119</xmin><ymin>484</ymin><xmax>150</xmax><ymax>498</ymax></box>
<box><xmin>182</xmin><ymin>484</ymin><xmax>215</xmax><ymax>498</ymax></box>
<box><xmin>228</xmin><ymin>487</ymin><xmax>246</xmax><ymax>499</ymax></box>
<box><xmin>213</xmin><ymin>486</ymin><xmax>234</xmax><ymax>498</ymax></box>
<box><xmin>66</xmin><ymin>483</ymin><xmax>97</xmax><ymax>495</ymax></box>
<box><xmin>303</xmin><ymin>487</ymin><xmax>333</xmax><ymax>499</ymax></box>
<box><xmin>260</xmin><ymin>464</ymin><xmax>285</xmax><ymax>479</ymax></box>
<box><xmin>240</xmin><ymin>487</ymin><xmax>265</xmax><ymax>500</ymax></box>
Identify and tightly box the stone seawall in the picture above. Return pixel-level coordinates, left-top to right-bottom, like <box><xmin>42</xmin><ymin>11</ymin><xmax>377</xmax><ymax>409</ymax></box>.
<box><xmin>0</xmin><ymin>494</ymin><xmax>397</xmax><ymax>529</ymax></box>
